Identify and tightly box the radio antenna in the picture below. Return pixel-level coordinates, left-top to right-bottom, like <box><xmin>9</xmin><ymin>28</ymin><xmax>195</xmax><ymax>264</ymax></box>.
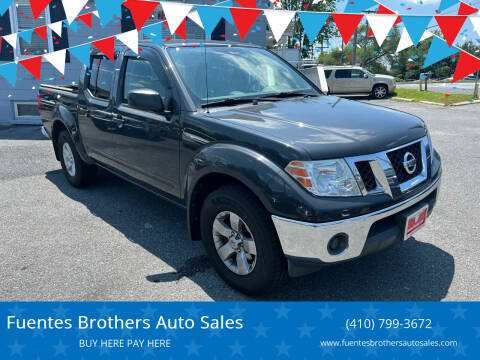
<box><xmin>203</xmin><ymin>42</ymin><xmax>210</xmax><ymax>113</ymax></box>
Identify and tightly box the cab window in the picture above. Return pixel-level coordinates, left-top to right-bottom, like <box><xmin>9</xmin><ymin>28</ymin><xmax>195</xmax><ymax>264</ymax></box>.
<box><xmin>335</xmin><ymin>69</ymin><xmax>351</xmax><ymax>78</ymax></box>
<box><xmin>351</xmin><ymin>70</ymin><xmax>365</xmax><ymax>79</ymax></box>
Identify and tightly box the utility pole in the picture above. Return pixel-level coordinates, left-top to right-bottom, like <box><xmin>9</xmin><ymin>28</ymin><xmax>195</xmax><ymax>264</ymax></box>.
<box><xmin>352</xmin><ymin>29</ymin><xmax>357</xmax><ymax>65</ymax></box>
<box><xmin>474</xmin><ymin>70</ymin><xmax>479</xmax><ymax>99</ymax></box>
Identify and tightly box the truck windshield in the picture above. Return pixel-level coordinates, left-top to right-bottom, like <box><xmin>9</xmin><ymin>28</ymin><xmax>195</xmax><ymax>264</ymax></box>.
<box><xmin>167</xmin><ymin>46</ymin><xmax>319</xmax><ymax>107</ymax></box>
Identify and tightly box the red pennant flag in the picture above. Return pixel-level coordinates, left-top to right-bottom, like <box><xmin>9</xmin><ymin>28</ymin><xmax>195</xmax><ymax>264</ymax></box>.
<box><xmin>20</xmin><ymin>56</ymin><xmax>42</xmax><ymax>80</ymax></box>
<box><xmin>78</xmin><ymin>13</ymin><xmax>93</xmax><ymax>28</ymax></box>
<box><xmin>175</xmin><ymin>19</ymin><xmax>186</xmax><ymax>40</ymax></box>
<box><xmin>234</xmin><ymin>0</ymin><xmax>257</xmax><ymax>7</ymax></box>
<box><xmin>29</xmin><ymin>0</ymin><xmax>51</xmax><ymax>20</ymax></box>
<box><xmin>34</xmin><ymin>26</ymin><xmax>48</xmax><ymax>41</ymax></box>
<box><xmin>332</xmin><ymin>14</ymin><xmax>364</xmax><ymax>45</ymax></box>
<box><xmin>376</xmin><ymin>5</ymin><xmax>402</xmax><ymax>26</ymax></box>
<box><xmin>452</xmin><ymin>51</ymin><xmax>480</xmax><ymax>83</ymax></box>
<box><xmin>93</xmin><ymin>37</ymin><xmax>115</xmax><ymax>61</ymax></box>
<box><xmin>230</xmin><ymin>8</ymin><xmax>262</xmax><ymax>40</ymax></box>
<box><xmin>435</xmin><ymin>15</ymin><xmax>467</xmax><ymax>47</ymax></box>
<box><xmin>123</xmin><ymin>0</ymin><xmax>159</xmax><ymax>31</ymax></box>
<box><xmin>458</xmin><ymin>2</ymin><xmax>478</xmax><ymax>15</ymax></box>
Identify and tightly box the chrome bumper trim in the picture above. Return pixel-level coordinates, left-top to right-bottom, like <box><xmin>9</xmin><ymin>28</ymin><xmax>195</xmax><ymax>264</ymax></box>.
<box><xmin>272</xmin><ymin>174</ymin><xmax>441</xmax><ymax>263</ymax></box>
<box><xmin>41</xmin><ymin>126</ymin><xmax>50</xmax><ymax>140</ymax></box>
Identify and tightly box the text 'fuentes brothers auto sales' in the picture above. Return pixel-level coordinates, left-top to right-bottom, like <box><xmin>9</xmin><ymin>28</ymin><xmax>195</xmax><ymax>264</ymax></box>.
<box><xmin>7</xmin><ymin>315</ymin><xmax>243</xmax><ymax>330</ymax></box>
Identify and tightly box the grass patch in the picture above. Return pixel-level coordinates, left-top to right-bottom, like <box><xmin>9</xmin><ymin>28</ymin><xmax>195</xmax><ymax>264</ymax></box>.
<box><xmin>393</xmin><ymin>88</ymin><xmax>474</xmax><ymax>105</ymax></box>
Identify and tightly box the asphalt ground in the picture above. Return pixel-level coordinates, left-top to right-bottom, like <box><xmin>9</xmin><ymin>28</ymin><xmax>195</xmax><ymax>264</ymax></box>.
<box><xmin>0</xmin><ymin>99</ymin><xmax>479</xmax><ymax>301</ymax></box>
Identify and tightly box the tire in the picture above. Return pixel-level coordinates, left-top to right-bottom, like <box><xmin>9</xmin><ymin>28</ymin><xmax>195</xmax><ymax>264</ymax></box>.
<box><xmin>57</xmin><ymin>131</ymin><xmax>97</xmax><ymax>188</ymax></box>
<box><xmin>200</xmin><ymin>184</ymin><xmax>288</xmax><ymax>295</ymax></box>
<box><xmin>372</xmin><ymin>84</ymin><xmax>388</xmax><ymax>99</ymax></box>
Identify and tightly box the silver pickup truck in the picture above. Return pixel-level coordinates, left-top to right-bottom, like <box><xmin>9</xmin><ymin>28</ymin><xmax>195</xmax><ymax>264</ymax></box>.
<box><xmin>301</xmin><ymin>65</ymin><xmax>396</xmax><ymax>99</ymax></box>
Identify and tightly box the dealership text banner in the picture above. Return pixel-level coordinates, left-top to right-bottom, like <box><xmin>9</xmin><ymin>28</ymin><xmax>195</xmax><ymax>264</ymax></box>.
<box><xmin>2</xmin><ymin>302</ymin><xmax>479</xmax><ymax>359</ymax></box>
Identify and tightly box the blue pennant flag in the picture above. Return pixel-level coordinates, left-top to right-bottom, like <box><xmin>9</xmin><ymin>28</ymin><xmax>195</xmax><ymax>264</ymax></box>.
<box><xmin>217</xmin><ymin>0</ymin><xmax>234</xmax><ymax>24</ymax></box>
<box><xmin>196</xmin><ymin>5</ymin><xmax>233</xmax><ymax>39</ymax></box>
<box><xmin>143</xmin><ymin>22</ymin><xmax>163</xmax><ymax>47</ymax></box>
<box><xmin>297</xmin><ymin>12</ymin><xmax>329</xmax><ymax>42</ymax></box>
<box><xmin>70</xmin><ymin>43</ymin><xmax>91</xmax><ymax>67</ymax></box>
<box><xmin>438</xmin><ymin>0</ymin><xmax>459</xmax><ymax>12</ymax></box>
<box><xmin>0</xmin><ymin>61</ymin><xmax>17</xmax><ymax>87</ymax></box>
<box><xmin>95</xmin><ymin>0</ymin><xmax>122</xmax><ymax>26</ymax></box>
<box><xmin>1</xmin><ymin>0</ymin><xmax>10</xmax><ymax>16</ymax></box>
<box><xmin>19</xmin><ymin>29</ymin><xmax>33</xmax><ymax>44</ymax></box>
<box><xmin>344</xmin><ymin>0</ymin><xmax>377</xmax><ymax>13</ymax></box>
<box><xmin>423</xmin><ymin>36</ymin><xmax>460</xmax><ymax>68</ymax></box>
<box><xmin>401</xmin><ymin>16</ymin><xmax>432</xmax><ymax>47</ymax></box>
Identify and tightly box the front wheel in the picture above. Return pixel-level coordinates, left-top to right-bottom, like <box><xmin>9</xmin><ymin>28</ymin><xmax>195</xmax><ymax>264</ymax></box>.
<box><xmin>200</xmin><ymin>184</ymin><xmax>287</xmax><ymax>295</ymax></box>
<box><xmin>372</xmin><ymin>84</ymin><xmax>388</xmax><ymax>99</ymax></box>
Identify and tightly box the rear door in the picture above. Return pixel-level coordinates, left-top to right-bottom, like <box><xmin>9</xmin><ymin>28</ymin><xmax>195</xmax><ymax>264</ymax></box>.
<box><xmin>350</xmin><ymin>69</ymin><xmax>371</xmax><ymax>92</ymax></box>
<box><xmin>331</xmin><ymin>69</ymin><xmax>352</xmax><ymax>93</ymax></box>
<box><xmin>110</xmin><ymin>49</ymin><xmax>181</xmax><ymax>196</ymax></box>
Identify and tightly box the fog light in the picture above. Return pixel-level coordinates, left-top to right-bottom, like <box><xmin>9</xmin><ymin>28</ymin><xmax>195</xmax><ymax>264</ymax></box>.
<box><xmin>327</xmin><ymin>233</ymin><xmax>349</xmax><ymax>255</ymax></box>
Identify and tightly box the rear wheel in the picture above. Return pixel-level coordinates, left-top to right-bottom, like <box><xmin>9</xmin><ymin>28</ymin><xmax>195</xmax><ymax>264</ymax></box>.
<box><xmin>200</xmin><ymin>184</ymin><xmax>287</xmax><ymax>295</ymax></box>
<box><xmin>57</xmin><ymin>131</ymin><xmax>97</xmax><ymax>187</ymax></box>
<box><xmin>372</xmin><ymin>84</ymin><xmax>388</xmax><ymax>99</ymax></box>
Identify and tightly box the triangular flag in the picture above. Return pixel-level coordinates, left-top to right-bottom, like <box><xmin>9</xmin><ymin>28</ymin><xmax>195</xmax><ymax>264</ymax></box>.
<box><xmin>19</xmin><ymin>29</ymin><xmax>33</xmax><ymax>45</ymax></box>
<box><xmin>263</xmin><ymin>10</ymin><xmax>295</xmax><ymax>42</ymax></box>
<box><xmin>62</xmin><ymin>0</ymin><xmax>89</xmax><ymax>24</ymax></box>
<box><xmin>396</xmin><ymin>28</ymin><xmax>432</xmax><ymax>53</ymax></box>
<box><xmin>0</xmin><ymin>62</ymin><xmax>17</xmax><ymax>87</ymax></box>
<box><xmin>401</xmin><ymin>16</ymin><xmax>432</xmax><ymax>47</ymax></box>
<box><xmin>230</xmin><ymin>8</ymin><xmax>262</xmax><ymax>40</ymax></box>
<box><xmin>143</xmin><ymin>22</ymin><xmax>163</xmax><ymax>47</ymax></box>
<box><xmin>44</xmin><ymin>49</ymin><xmax>66</xmax><ymax>74</ymax></box>
<box><xmin>298</xmin><ymin>12</ymin><xmax>329</xmax><ymax>42</ymax></box>
<box><xmin>188</xmin><ymin>9</ymin><xmax>204</xmax><ymax>29</ymax></box>
<box><xmin>116</xmin><ymin>30</ymin><xmax>138</xmax><ymax>54</ymax></box>
<box><xmin>78</xmin><ymin>13</ymin><xmax>93</xmax><ymax>28</ymax></box>
<box><xmin>4</xmin><ymin>33</ymin><xmax>17</xmax><ymax>50</ymax></box>
<box><xmin>69</xmin><ymin>43</ymin><xmax>91</xmax><ymax>66</ymax></box>
<box><xmin>93</xmin><ymin>10</ymin><xmax>99</xmax><ymax>18</ymax></box>
<box><xmin>175</xmin><ymin>18</ymin><xmax>187</xmax><ymax>40</ymax></box>
<box><xmin>438</xmin><ymin>0</ymin><xmax>459</xmax><ymax>12</ymax></box>
<box><xmin>366</xmin><ymin>14</ymin><xmax>397</xmax><ymax>46</ymax></box>
<box><xmin>452</xmin><ymin>51</ymin><xmax>480</xmax><ymax>82</ymax></box>
<box><xmin>1</xmin><ymin>0</ymin><xmax>11</xmax><ymax>16</ymax></box>
<box><xmin>19</xmin><ymin>56</ymin><xmax>42</xmax><ymax>80</ymax></box>
<box><xmin>332</xmin><ymin>13</ymin><xmax>364</xmax><ymax>45</ymax></box>
<box><xmin>92</xmin><ymin>37</ymin><xmax>115</xmax><ymax>61</ymax></box>
<box><xmin>471</xmin><ymin>16</ymin><xmax>480</xmax><ymax>36</ymax></box>
<box><xmin>369</xmin><ymin>5</ymin><xmax>401</xmax><ymax>37</ymax></box>
<box><xmin>423</xmin><ymin>36</ymin><xmax>460</xmax><ymax>68</ymax></box>
<box><xmin>344</xmin><ymin>0</ymin><xmax>376</xmax><ymax>13</ymax></box>
<box><xmin>34</xmin><ymin>26</ymin><xmax>48</xmax><ymax>41</ymax></box>
<box><xmin>29</xmin><ymin>0</ymin><xmax>52</xmax><ymax>20</ymax></box>
<box><xmin>49</xmin><ymin>21</ymin><xmax>63</xmax><ymax>36</ymax></box>
<box><xmin>435</xmin><ymin>15</ymin><xmax>467</xmax><ymax>47</ymax></box>
<box><xmin>234</xmin><ymin>0</ymin><xmax>256</xmax><ymax>8</ymax></box>
<box><xmin>218</xmin><ymin>0</ymin><xmax>234</xmax><ymax>23</ymax></box>
<box><xmin>123</xmin><ymin>0</ymin><xmax>159</xmax><ymax>32</ymax></box>
<box><xmin>458</xmin><ymin>2</ymin><xmax>478</xmax><ymax>15</ymax></box>
<box><xmin>160</xmin><ymin>2</ymin><xmax>192</xmax><ymax>35</ymax></box>
<box><xmin>95</xmin><ymin>0</ymin><xmax>122</xmax><ymax>25</ymax></box>
<box><xmin>196</xmin><ymin>5</ymin><xmax>231</xmax><ymax>38</ymax></box>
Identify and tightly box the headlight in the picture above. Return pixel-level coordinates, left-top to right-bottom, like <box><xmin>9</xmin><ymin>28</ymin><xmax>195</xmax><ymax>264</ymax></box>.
<box><xmin>285</xmin><ymin>159</ymin><xmax>361</xmax><ymax>197</ymax></box>
<box><xmin>426</xmin><ymin>128</ymin><xmax>433</xmax><ymax>163</ymax></box>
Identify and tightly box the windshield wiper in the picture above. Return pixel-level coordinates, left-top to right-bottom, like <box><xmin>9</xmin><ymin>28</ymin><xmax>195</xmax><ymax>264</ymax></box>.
<box><xmin>201</xmin><ymin>97</ymin><xmax>257</xmax><ymax>108</ymax></box>
<box><xmin>258</xmin><ymin>91</ymin><xmax>319</xmax><ymax>100</ymax></box>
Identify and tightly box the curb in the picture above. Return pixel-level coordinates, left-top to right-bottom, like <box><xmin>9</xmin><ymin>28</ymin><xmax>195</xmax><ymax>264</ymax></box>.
<box><xmin>392</xmin><ymin>97</ymin><xmax>414</xmax><ymax>102</ymax></box>
<box><xmin>419</xmin><ymin>101</ymin><xmax>446</xmax><ymax>106</ymax></box>
<box><xmin>451</xmin><ymin>99</ymin><xmax>480</xmax><ymax>106</ymax></box>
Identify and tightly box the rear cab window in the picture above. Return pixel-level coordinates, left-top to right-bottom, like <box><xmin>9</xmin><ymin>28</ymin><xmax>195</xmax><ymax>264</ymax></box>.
<box><xmin>335</xmin><ymin>70</ymin><xmax>352</xmax><ymax>78</ymax></box>
<box><xmin>87</xmin><ymin>56</ymin><xmax>114</xmax><ymax>99</ymax></box>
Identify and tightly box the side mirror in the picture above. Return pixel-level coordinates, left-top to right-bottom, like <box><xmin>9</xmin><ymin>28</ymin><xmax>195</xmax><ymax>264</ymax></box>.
<box><xmin>128</xmin><ymin>89</ymin><xmax>165</xmax><ymax>113</ymax></box>
<box><xmin>364</xmin><ymin>73</ymin><xmax>369</xmax><ymax>79</ymax></box>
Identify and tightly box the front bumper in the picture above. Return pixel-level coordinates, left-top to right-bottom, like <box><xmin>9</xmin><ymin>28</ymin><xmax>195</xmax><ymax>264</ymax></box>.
<box><xmin>272</xmin><ymin>174</ymin><xmax>441</xmax><ymax>275</ymax></box>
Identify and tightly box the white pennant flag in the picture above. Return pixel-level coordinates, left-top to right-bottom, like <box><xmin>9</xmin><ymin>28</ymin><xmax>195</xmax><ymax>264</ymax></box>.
<box><xmin>4</xmin><ymin>33</ymin><xmax>17</xmax><ymax>50</ymax></box>
<box><xmin>62</xmin><ymin>0</ymin><xmax>89</xmax><ymax>24</ymax></box>
<box><xmin>48</xmin><ymin>21</ymin><xmax>63</xmax><ymax>36</ymax></box>
<box><xmin>366</xmin><ymin>14</ymin><xmax>398</xmax><ymax>47</ymax></box>
<box><xmin>396</xmin><ymin>27</ymin><xmax>433</xmax><ymax>54</ymax></box>
<box><xmin>93</xmin><ymin>10</ymin><xmax>99</xmax><ymax>18</ymax></box>
<box><xmin>471</xmin><ymin>16</ymin><xmax>480</xmax><ymax>37</ymax></box>
<box><xmin>188</xmin><ymin>9</ymin><xmax>204</xmax><ymax>29</ymax></box>
<box><xmin>264</xmin><ymin>10</ymin><xmax>295</xmax><ymax>42</ymax></box>
<box><xmin>44</xmin><ymin>49</ymin><xmax>67</xmax><ymax>75</ymax></box>
<box><xmin>116</xmin><ymin>30</ymin><xmax>139</xmax><ymax>54</ymax></box>
<box><xmin>161</xmin><ymin>2</ymin><xmax>193</xmax><ymax>34</ymax></box>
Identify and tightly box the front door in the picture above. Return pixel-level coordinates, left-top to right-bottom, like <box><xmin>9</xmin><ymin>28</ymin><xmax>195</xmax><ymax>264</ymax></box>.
<box><xmin>110</xmin><ymin>49</ymin><xmax>181</xmax><ymax>197</ymax></box>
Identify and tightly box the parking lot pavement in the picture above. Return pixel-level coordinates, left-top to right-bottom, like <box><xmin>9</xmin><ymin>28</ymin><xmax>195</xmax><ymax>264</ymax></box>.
<box><xmin>1</xmin><ymin>100</ymin><xmax>479</xmax><ymax>301</ymax></box>
<box><xmin>397</xmin><ymin>81</ymin><xmax>476</xmax><ymax>95</ymax></box>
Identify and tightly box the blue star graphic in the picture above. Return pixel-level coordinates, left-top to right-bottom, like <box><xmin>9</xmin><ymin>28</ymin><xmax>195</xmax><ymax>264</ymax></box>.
<box><xmin>274</xmin><ymin>304</ymin><xmax>292</xmax><ymax>319</ymax></box>
<box><xmin>275</xmin><ymin>340</ymin><xmax>292</xmax><ymax>356</ymax></box>
<box><xmin>9</xmin><ymin>340</ymin><xmax>25</xmax><ymax>356</ymax></box>
<box><xmin>33</xmin><ymin>328</ymin><xmax>45</xmax><ymax>338</ymax></box>
<box><xmin>52</xmin><ymin>304</ymin><xmax>69</xmax><ymax>318</ymax></box>
<box><xmin>77</xmin><ymin>328</ymin><xmax>89</xmax><ymax>338</ymax></box>
<box><xmin>362</xmin><ymin>303</ymin><xmax>380</xmax><ymax>318</ymax></box>
<box><xmin>342</xmin><ymin>325</ymin><xmax>356</xmax><ymax>339</ymax></box>
<box><xmin>451</xmin><ymin>304</ymin><xmax>467</xmax><ymax>320</ymax></box>
<box><xmin>143</xmin><ymin>346</ymin><xmax>155</xmax><ymax>357</ymax></box>
<box><xmin>165</xmin><ymin>328</ymin><xmax>177</xmax><ymax>338</ymax></box>
<box><xmin>209</xmin><ymin>328</ymin><xmax>221</xmax><ymax>338</ymax></box>
<box><xmin>407</xmin><ymin>303</ymin><xmax>424</xmax><ymax>318</ymax></box>
<box><xmin>431</xmin><ymin>322</ymin><xmax>447</xmax><ymax>338</ymax></box>
<box><xmin>254</xmin><ymin>322</ymin><xmax>270</xmax><ymax>338</ymax></box>
<box><xmin>185</xmin><ymin>340</ymin><xmax>202</xmax><ymax>356</ymax></box>
<box><xmin>121</xmin><ymin>328</ymin><xmax>133</xmax><ymax>338</ymax></box>
<box><xmin>297</xmin><ymin>323</ymin><xmax>314</xmax><ymax>338</ymax></box>
<box><xmin>8</xmin><ymin>304</ymin><xmax>25</xmax><ymax>317</ymax></box>
<box><xmin>365</xmin><ymin>346</ymin><xmax>378</xmax><ymax>357</ymax></box>
<box><xmin>410</xmin><ymin>346</ymin><xmax>422</xmax><ymax>357</ymax></box>
<box><xmin>474</xmin><ymin>327</ymin><xmax>480</xmax><ymax>338</ymax></box>
<box><xmin>52</xmin><ymin>340</ymin><xmax>69</xmax><ymax>356</ymax></box>
<box><xmin>185</xmin><ymin>304</ymin><xmax>201</xmax><ymax>319</ymax></box>
<box><xmin>99</xmin><ymin>346</ymin><xmax>110</xmax><ymax>357</ymax></box>
<box><xmin>141</xmin><ymin>304</ymin><xmax>157</xmax><ymax>319</ymax></box>
<box><xmin>229</xmin><ymin>303</ymin><xmax>246</xmax><ymax>318</ymax></box>
<box><xmin>454</xmin><ymin>342</ymin><xmax>467</xmax><ymax>356</ymax></box>
<box><xmin>229</xmin><ymin>340</ymin><xmax>246</xmax><ymax>356</ymax></box>
<box><xmin>318</xmin><ymin>304</ymin><xmax>335</xmax><ymax>320</ymax></box>
<box><xmin>96</xmin><ymin>304</ymin><xmax>113</xmax><ymax>317</ymax></box>
<box><xmin>387</xmin><ymin>326</ymin><xmax>400</xmax><ymax>338</ymax></box>
<box><xmin>320</xmin><ymin>345</ymin><xmax>333</xmax><ymax>357</ymax></box>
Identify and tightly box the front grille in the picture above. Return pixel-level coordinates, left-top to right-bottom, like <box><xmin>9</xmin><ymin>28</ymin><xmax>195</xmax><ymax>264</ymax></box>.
<box><xmin>387</xmin><ymin>142</ymin><xmax>423</xmax><ymax>183</ymax></box>
<box><xmin>355</xmin><ymin>161</ymin><xmax>376</xmax><ymax>191</ymax></box>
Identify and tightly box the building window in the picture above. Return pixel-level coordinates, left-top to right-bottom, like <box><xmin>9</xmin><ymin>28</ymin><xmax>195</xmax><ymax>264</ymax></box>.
<box><xmin>13</xmin><ymin>102</ymin><xmax>40</xmax><ymax>122</ymax></box>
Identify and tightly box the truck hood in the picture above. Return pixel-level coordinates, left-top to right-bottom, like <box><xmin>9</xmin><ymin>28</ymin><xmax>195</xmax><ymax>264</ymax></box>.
<box><xmin>374</xmin><ymin>74</ymin><xmax>395</xmax><ymax>82</ymax></box>
<box><xmin>206</xmin><ymin>96</ymin><xmax>426</xmax><ymax>160</ymax></box>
